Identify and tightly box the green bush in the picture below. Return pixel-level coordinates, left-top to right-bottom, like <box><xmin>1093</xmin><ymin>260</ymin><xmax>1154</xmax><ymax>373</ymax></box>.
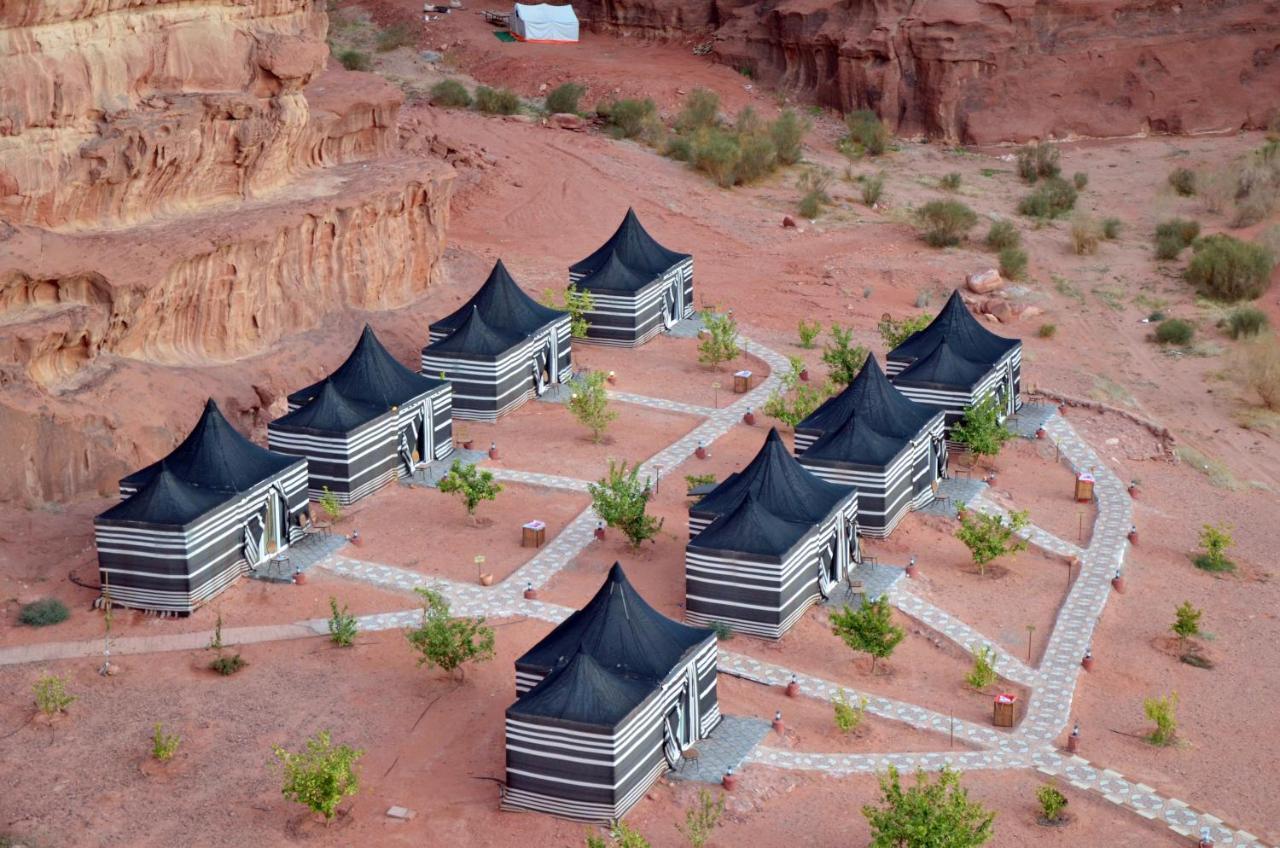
<box><xmin>940</xmin><ymin>172</ymin><xmax>962</xmax><ymax>191</ymax></box>
<box><xmin>734</xmin><ymin>132</ymin><xmax>778</xmax><ymax>184</ymax></box>
<box><xmin>833</xmin><ymin>688</ymin><xmax>867</xmax><ymax>733</ymax></box>
<box><xmin>1193</xmin><ymin>522</ymin><xmax>1235</xmax><ymax>572</ymax></box>
<box><xmin>429</xmin><ymin>79</ymin><xmax>472</xmax><ymax>108</ymax></box>
<box><xmin>474</xmin><ymin>86</ymin><xmax>521</xmax><ymax>115</ymax></box>
<box><xmin>1037</xmin><ymin>784</ymin><xmax>1068</xmax><ymax>823</ymax></box>
<box><xmin>33</xmin><ymin>674</ymin><xmax>75</xmax><ymax>716</ymax></box>
<box><xmin>965</xmin><ymin>645</ymin><xmax>997</xmax><ymax>690</ymax></box>
<box><xmin>1156</xmin><ymin>218</ymin><xmax>1200</xmax><ymax>247</ymax></box>
<box><xmin>152</xmin><ymin>723</ymin><xmax>181</xmax><ymax>761</ymax></box>
<box><xmin>1169</xmin><ymin>167</ymin><xmax>1197</xmax><ymax>196</ymax></box>
<box><xmin>1016</xmin><ymin>142</ymin><xmax>1061</xmax><ymax>182</ymax></box>
<box><xmin>209</xmin><ymin>653</ymin><xmax>247</xmax><ymax>675</ymax></box>
<box><xmin>20</xmin><ymin>598</ymin><xmax>69</xmax><ymax>627</ymax></box>
<box><xmin>1101</xmin><ymin>217</ymin><xmax>1123</xmax><ymax>240</ymax></box>
<box><xmin>337</xmin><ymin>50</ymin><xmax>371</xmax><ymax>72</ymax></box>
<box><xmin>1155</xmin><ymin>232</ymin><xmax>1186</xmax><ymax>261</ymax></box>
<box><xmin>770</xmin><ymin>109</ymin><xmax>810</xmax><ymax>165</ymax></box>
<box><xmin>664</xmin><ymin>134</ymin><xmax>693</xmax><ymax>162</ymax></box>
<box><xmin>845</xmin><ymin>110</ymin><xmax>889</xmax><ymax>156</ymax></box>
<box><xmin>1018</xmin><ymin>176</ymin><xmax>1077</xmax><ymax>218</ymax></box>
<box><xmin>375</xmin><ymin>22</ymin><xmax>415</xmax><ymax>52</ymax></box>
<box><xmin>274</xmin><ymin>731</ymin><xmax>363</xmax><ymax>821</ymax></box>
<box><xmin>797</xmin><ymin>168</ymin><xmax>831</xmax><ymax>218</ymax></box>
<box><xmin>1225</xmin><ymin>306</ymin><xmax>1269</xmax><ymax>339</ymax></box>
<box><xmin>1186</xmin><ymin>234</ymin><xmax>1275</xmax><ymax>301</ymax></box>
<box><xmin>327</xmin><ymin>597</ymin><xmax>358</xmax><ymax>647</ymax></box>
<box><xmin>916</xmin><ymin>199</ymin><xmax>978</xmax><ymax>247</ymax></box>
<box><xmin>998</xmin><ymin>246</ymin><xmax>1028</xmax><ymax>280</ymax></box>
<box><xmin>863</xmin><ymin>767</ymin><xmax>994</xmax><ymax>847</ymax></box>
<box><xmin>1037</xmin><ymin>323</ymin><xmax>1057</xmax><ymax>339</ymax></box>
<box><xmin>1154</xmin><ymin>318</ymin><xmax>1194</xmax><ymax>345</ymax></box>
<box><xmin>1070</xmin><ymin>214</ymin><xmax>1101</xmax><ymax>255</ymax></box>
<box><xmin>545</xmin><ymin>82</ymin><xmax>586</xmax><ymax>114</ymax></box>
<box><xmin>605</xmin><ymin>98</ymin><xmax>657</xmax><ymax>139</ymax></box>
<box><xmin>677</xmin><ymin>88</ymin><xmax>721</xmax><ymax>133</ymax></box>
<box><xmin>1072</xmin><ymin>171</ymin><xmax>1089</xmax><ymax>190</ymax></box>
<box><xmin>985</xmin><ymin>219</ymin><xmax>1020</xmax><ymax>251</ymax></box>
<box><xmin>1144</xmin><ymin>693</ymin><xmax>1179</xmax><ymax>746</ymax></box>
<box><xmin>692</xmin><ymin>129</ymin><xmax>740</xmax><ymax>188</ymax></box>
<box><xmin>798</xmin><ymin>189</ymin><xmax>822</xmax><ymax>219</ymax></box>
<box><xmin>860</xmin><ymin>172</ymin><xmax>885</xmax><ymax>206</ymax></box>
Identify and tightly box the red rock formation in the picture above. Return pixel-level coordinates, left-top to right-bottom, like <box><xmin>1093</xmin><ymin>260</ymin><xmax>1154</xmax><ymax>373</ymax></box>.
<box><xmin>576</xmin><ymin>0</ymin><xmax>1280</xmax><ymax>143</ymax></box>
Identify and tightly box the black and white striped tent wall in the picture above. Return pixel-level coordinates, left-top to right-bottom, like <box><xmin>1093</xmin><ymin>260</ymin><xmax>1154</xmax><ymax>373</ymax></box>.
<box><xmin>504</xmin><ymin>564</ymin><xmax>719</xmax><ymax>823</ymax></box>
<box><xmin>685</xmin><ymin>493</ymin><xmax>843</xmax><ymax>639</ymax></box>
<box><xmin>99</xmin><ymin>401</ymin><xmax>309</xmax><ymax>613</ymax></box>
<box><xmin>570</xmin><ymin>208</ymin><xmax>694</xmax><ymax>347</ymax></box>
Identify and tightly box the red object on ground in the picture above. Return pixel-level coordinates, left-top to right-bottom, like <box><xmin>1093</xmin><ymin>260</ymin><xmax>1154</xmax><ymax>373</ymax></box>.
<box><xmin>523</xmin><ymin>587</ymin><xmax>538</xmax><ymax>600</ymax></box>
<box><xmin>785</xmin><ymin>680</ymin><xmax>800</xmax><ymax>697</ymax></box>
<box><xmin>743</xmin><ymin>410</ymin><xmax>756</xmax><ymax>426</ymax></box>
<box><xmin>722</xmin><ymin>773</ymin><xmax>737</xmax><ymax>791</ymax></box>
<box><xmin>1112</xmin><ymin>575</ymin><xmax>1125</xmax><ymax>593</ymax></box>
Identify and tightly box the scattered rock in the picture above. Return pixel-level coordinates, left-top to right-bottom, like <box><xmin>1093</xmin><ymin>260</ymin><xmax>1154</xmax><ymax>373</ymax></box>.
<box><xmin>966</xmin><ymin>268</ymin><xmax>1004</xmax><ymax>294</ymax></box>
<box><xmin>538</xmin><ymin>83</ymin><xmax>548</xmax><ymax>92</ymax></box>
<box><xmin>549</xmin><ymin>112</ymin><xmax>584</xmax><ymax>130</ymax></box>
<box><xmin>386</xmin><ymin>805</ymin><xmax>417</xmax><ymax>820</ymax></box>
<box><xmin>1019</xmin><ymin>305</ymin><xmax>1044</xmax><ymax>321</ymax></box>
<box><xmin>504</xmin><ymin>114</ymin><xmax>535</xmax><ymax>124</ymax></box>
<box><xmin>782</xmin><ymin>215</ymin><xmax>796</xmax><ymax>228</ymax></box>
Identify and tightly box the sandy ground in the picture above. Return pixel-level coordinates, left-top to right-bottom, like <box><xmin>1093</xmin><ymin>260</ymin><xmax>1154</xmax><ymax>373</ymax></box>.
<box><xmin>575</xmin><ymin>335</ymin><xmax>772</xmax><ymax>408</ymax></box>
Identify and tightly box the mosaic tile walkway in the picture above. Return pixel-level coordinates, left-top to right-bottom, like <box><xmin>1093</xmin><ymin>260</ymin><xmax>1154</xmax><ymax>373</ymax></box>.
<box><xmin>669</xmin><ymin>716</ymin><xmax>772</xmax><ymax>784</ymax></box>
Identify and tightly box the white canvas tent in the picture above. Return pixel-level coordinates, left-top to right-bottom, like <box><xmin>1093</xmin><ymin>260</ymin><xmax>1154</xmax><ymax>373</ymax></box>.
<box><xmin>511</xmin><ymin>3</ymin><xmax>579</xmax><ymax>42</ymax></box>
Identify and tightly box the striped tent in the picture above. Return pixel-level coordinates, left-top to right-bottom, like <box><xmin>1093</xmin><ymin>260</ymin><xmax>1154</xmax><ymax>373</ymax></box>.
<box><xmin>422</xmin><ymin>261</ymin><xmax>572</xmax><ymax>420</ymax></box>
<box><xmin>504</xmin><ymin>563</ymin><xmax>718</xmax><ymax>823</ymax></box>
<box><xmin>794</xmin><ymin>355</ymin><xmax>947</xmax><ymax>538</ymax></box>
<box><xmin>570</xmin><ymin>208</ymin><xmax>694</xmax><ymax>347</ymax></box>
<box><xmin>685</xmin><ymin>428</ymin><xmax>858</xmax><ymax>638</ymax></box>
<box><xmin>886</xmin><ymin>291</ymin><xmax>1023</xmax><ymax>430</ymax></box>
<box><xmin>272</xmin><ymin>326</ymin><xmax>452</xmax><ymax>503</ymax></box>
<box><xmin>98</xmin><ymin>400</ymin><xmax>308</xmax><ymax>613</ymax></box>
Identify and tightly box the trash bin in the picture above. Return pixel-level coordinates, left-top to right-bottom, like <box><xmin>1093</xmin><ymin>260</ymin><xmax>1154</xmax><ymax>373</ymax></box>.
<box><xmin>733</xmin><ymin>370</ymin><xmax>752</xmax><ymax>393</ymax></box>
<box><xmin>1074</xmin><ymin>472</ymin><xmax>1095</xmax><ymax>503</ymax></box>
<box><xmin>521</xmin><ymin>520</ymin><xmax>546</xmax><ymax>548</ymax></box>
<box><xmin>993</xmin><ymin>693</ymin><xmax>1017</xmax><ymax>727</ymax></box>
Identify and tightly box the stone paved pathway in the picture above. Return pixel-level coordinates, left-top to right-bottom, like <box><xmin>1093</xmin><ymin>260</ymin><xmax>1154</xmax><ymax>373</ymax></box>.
<box><xmin>606</xmin><ymin>389</ymin><xmax>717</xmax><ymax>418</ymax></box>
<box><xmin>670</xmin><ymin>716</ymin><xmax>771</xmax><ymax>784</ymax></box>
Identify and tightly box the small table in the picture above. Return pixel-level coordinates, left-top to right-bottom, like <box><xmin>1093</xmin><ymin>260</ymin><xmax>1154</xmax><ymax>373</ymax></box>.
<box><xmin>733</xmin><ymin>370</ymin><xmax>752</xmax><ymax>394</ymax></box>
<box><xmin>521</xmin><ymin>520</ymin><xmax>546</xmax><ymax>548</ymax></box>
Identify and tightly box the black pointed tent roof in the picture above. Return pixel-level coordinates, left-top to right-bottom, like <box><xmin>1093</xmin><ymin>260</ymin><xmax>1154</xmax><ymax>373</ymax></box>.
<box><xmin>507</xmin><ymin>651</ymin><xmax>657</xmax><ymax>727</ymax></box>
<box><xmin>516</xmin><ymin>563</ymin><xmax>712</xmax><ymax>682</ymax></box>
<box><xmin>98</xmin><ymin>464</ymin><xmax>229</xmax><ymax>527</ymax></box>
<box><xmin>569</xmin><ymin>208</ymin><xmax>691</xmax><ymax>278</ymax></box>
<box><xmin>429</xmin><ymin>260</ymin><xmax>564</xmax><ymax>338</ymax></box>
<box><xmin>289</xmin><ymin>325</ymin><xmax>446</xmax><ymax>410</ymax></box>
<box><xmin>686</xmin><ymin>492</ymin><xmax>813</xmax><ymax>558</ymax></box>
<box><xmin>425</xmin><ymin>306</ymin><xmax>525</xmax><ymax>357</ymax></box>
<box><xmin>802</xmin><ymin>405</ymin><xmax>916</xmax><ymax>468</ymax></box>
<box><xmin>574</xmin><ymin>250</ymin><xmax>658</xmax><ymax>294</ymax></box>
<box><xmin>892</xmin><ymin>338</ymin><xmax>992</xmax><ymax>391</ymax></box>
<box><xmin>692</xmin><ymin>428</ymin><xmax>853</xmax><ymax>524</ymax></box>
<box><xmin>120</xmin><ymin>400</ymin><xmax>299</xmax><ymax>494</ymax></box>
<box><xmin>888</xmin><ymin>290</ymin><xmax>1019</xmax><ymax>367</ymax></box>
<box><xmin>798</xmin><ymin>355</ymin><xmax>936</xmax><ymax>439</ymax></box>
<box><xmin>273</xmin><ymin>379</ymin><xmax>388</xmax><ymax>435</ymax></box>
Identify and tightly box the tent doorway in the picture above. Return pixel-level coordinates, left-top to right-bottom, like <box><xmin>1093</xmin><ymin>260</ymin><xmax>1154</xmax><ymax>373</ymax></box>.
<box><xmin>263</xmin><ymin>491</ymin><xmax>282</xmax><ymax>555</ymax></box>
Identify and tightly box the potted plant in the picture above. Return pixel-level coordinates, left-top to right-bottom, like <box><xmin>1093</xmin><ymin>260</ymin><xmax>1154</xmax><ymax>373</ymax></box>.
<box><xmin>475</xmin><ymin>555</ymin><xmax>493</xmax><ymax>586</ymax></box>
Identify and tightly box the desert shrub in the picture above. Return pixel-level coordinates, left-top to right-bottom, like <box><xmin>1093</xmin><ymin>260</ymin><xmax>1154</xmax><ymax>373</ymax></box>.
<box><xmin>1193</xmin><ymin>523</ymin><xmax>1235</xmax><ymax>572</ymax></box>
<box><xmin>1233</xmin><ymin>195</ymin><xmax>1275</xmax><ymax>228</ymax></box>
<box><xmin>1154</xmin><ymin>318</ymin><xmax>1194</xmax><ymax>345</ymax></box>
<box><xmin>545</xmin><ymin>82</ymin><xmax>586</xmax><ymax>114</ymax></box>
<box><xmin>832</xmin><ymin>688</ymin><xmax>867</xmax><ymax>733</ymax></box>
<box><xmin>406</xmin><ymin>587</ymin><xmax>495</xmax><ymax>677</ymax></box>
<box><xmin>940</xmin><ymin>172</ymin><xmax>962</xmax><ymax>191</ymax></box>
<box><xmin>877</xmin><ymin>314</ymin><xmax>931</xmax><ymax>349</ymax></box>
<box><xmin>1143</xmin><ymin>693</ymin><xmax>1179</xmax><ymax>746</ymax></box>
<box><xmin>1070</xmin><ymin>214</ymin><xmax>1101</xmax><ymax>255</ymax></box>
<box><xmin>19</xmin><ymin>598</ymin><xmax>69</xmax><ymax>627</ymax></box>
<box><xmin>985</xmin><ymin>219</ymin><xmax>1020</xmax><ymax>251</ymax></box>
<box><xmin>274</xmin><ymin>731</ymin><xmax>363</xmax><ymax>821</ymax></box>
<box><xmin>1016</xmin><ymin>142</ymin><xmax>1061</xmax><ymax>183</ymax></box>
<box><xmin>568</xmin><ymin>370</ymin><xmax>618</xmax><ymax>443</ymax></box>
<box><xmin>337</xmin><ymin>49</ymin><xmax>371</xmax><ymax>71</ymax></box>
<box><xmin>430</xmin><ymin>79</ymin><xmax>472</xmax><ymax>108</ymax></box>
<box><xmin>860</xmin><ymin>172</ymin><xmax>885</xmax><ymax>206</ymax></box>
<box><xmin>327</xmin><ymin>597</ymin><xmax>358</xmax><ymax>647</ymax></box>
<box><xmin>830</xmin><ymin>596</ymin><xmax>904</xmax><ymax>673</ymax></box>
<box><xmin>676</xmin><ymin>88</ymin><xmax>721</xmax><ymax>133</ymax></box>
<box><xmin>474</xmin><ymin>86</ymin><xmax>520</xmax><ymax>115</ymax></box>
<box><xmin>734</xmin><ymin>131</ymin><xmax>778</xmax><ymax>184</ymax></box>
<box><xmin>845</xmin><ymin>110</ymin><xmax>889</xmax><ymax>156</ymax></box>
<box><xmin>797</xmin><ymin>319</ymin><xmax>822</xmax><ymax>349</ymax></box>
<box><xmin>1171</xmin><ymin>600</ymin><xmax>1202</xmax><ymax>645</ymax></box>
<box><xmin>1169</xmin><ymin>167</ymin><xmax>1197</xmax><ymax>196</ymax></box>
<box><xmin>821</xmin><ymin>324</ymin><xmax>869</xmax><ymax>385</ymax></box>
<box><xmin>677</xmin><ymin>788</ymin><xmax>725</xmax><ymax>848</ymax></box>
<box><xmin>697</xmin><ymin>310</ymin><xmax>740</xmax><ymax>370</ymax></box>
<box><xmin>1185</xmin><ymin>234</ymin><xmax>1275</xmax><ymax>301</ymax></box>
<box><xmin>965</xmin><ymin>645</ymin><xmax>997</xmax><ymax>690</ymax></box>
<box><xmin>1018</xmin><ymin>177</ymin><xmax>1077</xmax><ymax>218</ymax></box>
<box><xmin>1037</xmin><ymin>784</ymin><xmax>1068</xmax><ymax>823</ymax></box>
<box><xmin>152</xmin><ymin>723</ymin><xmax>181</xmax><ymax>761</ymax></box>
<box><xmin>33</xmin><ymin>673</ymin><xmax>75</xmax><ymax>716</ymax></box>
<box><xmin>797</xmin><ymin>168</ymin><xmax>831</xmax><ymax>218</ymax></box>
<box><xmin>1156</xmin><ymin>218</ymin><xmax>1201</xmax><ymax>246</ymax></box>
<box><xmin>1072</xmin><ymin>171</ymin><xmax>1089</xmax><ymax>190</ymax></box>
<box><xmin>319</xmin><ymin>486</ymin><xmax>342</xmax><ymax>522</ymax></box>
<box><xmin>863</xmin><ymin>767</ymin><xmax>995</xmax><ymax>848</ymax></box>
<box><xmin>770</xmin><ymin>109</ymin><xmax>810</xmax><ymax>165</ymax></box>
<box><xmin>1154</xmin><ymin>233</ymin><xmax>1185</xmax><ymax>261</ymax></box>
<box><xmin>1236</xmin><ymin>336</ymin><xmax>1280</xmax><ymax>409</ymax></box>
<box><xmin>916</xmin><ymin>199</ymin><xmax>978</xmax><ymax>247</ymax></box>
<box><xmin>209</xmin><ymin>653</ymin><xmax>247</xmax><ymax>675</ymax></box>
<box><xmin>438</xmin><ymin>460</ymin><xmax>503</xmax><ymax>520</ymax></box>
<box><xmin>1037</xmin><ymin>323</ymin><xmax>1057</xmax><ymax>339</ymax></box>
<box><xmin>664</xmin><ymin>134</ymin><xmax>694</xmax><ymax>162</ymax></box>
<box><xmin>709</xmin><ymin>621</ymin><xmax>735</xmax><ymax>642</ymax></box>
<box><xmin>955</xmin><ymin>508</ymin><xmax>1028</xmax><ymax>575</ymax></box>
<box><xmin>1101</xmin><ymin>217</ymin><xmax>1123</xmax><ymax>239</ymax></box>
<box><xmin>1225</xmin><ymin>306</ymin><xmax>1269</xmax><ymax>339</ymax></box>
<box><xmin>375</xmin><ymin>22</ymin><xmax>415</xmax><ymax>52</ymax></box>
<box><xmin>603</xmin><ymin>99</ymin><xmax>659</xmax><ymax>139</ymax></box>
<box><xmin>691</xmin><ymin>128</ymin><xmax>740</xmax><ymax>188</ymax></box>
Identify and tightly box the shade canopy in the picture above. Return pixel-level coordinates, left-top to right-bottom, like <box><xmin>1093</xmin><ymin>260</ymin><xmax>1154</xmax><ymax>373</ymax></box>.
<box><xmin>98</xmin><ymin>464</ymin><xmax>227</xmax><ymax>527</ymax></box>
<box><xmin>570</xmin><ymin>208</ymin><xmax>690</xmax><ymax>279</ymax></box>
<box><xmin>288</xmin><ymin>325</ymin><xmax>446</xmax><ymax>410</ymax></box>
<box><xmin>686</xmin><ymin>492</ymin><xmax>812</xmax><ymax>558</ymax></box>
<box><xmin>121</xmin><ymin>399</ymin><xmax>298</xmax><ymax>494</ymax></box>
<box><xmin>889</xmin><ymin>290</ymin><xmax>1018</xmax><ymax>367</ymax></box>
<box><xmin>430</xmin><ymin>260</ymin><xmax>564</xmax><ymax>338</ymax></box>
<box><xmin>274</xmin><ymin>379</ymin><xmax>387</xmax><ymax>434</ymax></box>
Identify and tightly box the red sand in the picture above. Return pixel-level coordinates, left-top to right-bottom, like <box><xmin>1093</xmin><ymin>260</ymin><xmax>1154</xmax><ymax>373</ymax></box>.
<box><xmin>575</xmin><ymin>335</ymin><xmax>772</xmax><ymax>409</ymax></box>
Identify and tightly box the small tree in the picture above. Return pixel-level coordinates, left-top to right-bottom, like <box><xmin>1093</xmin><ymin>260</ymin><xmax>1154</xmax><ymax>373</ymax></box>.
<box><xmin>955</xmin><ymin>508</ymin><xmax>1029</xmax><ymax>575</ymax></box>
<box><xmin>1171</xmin><ymin>601</ymin><xmax>1202</xmax><ymax>649</ymax></box>
<box><xmin>405</xmin><ymin>588</ymin><xmax>495</xmax><ymax>680</ymax></box>
<box><xmin>698</xmin><ymin>310</ymin><xmax>740</xmax><ymax>371</ymax></box>
<box><xmin>966</xmin><ymin>645</ymin><xmax>997</xmax><ymax>690</ymax></box>
<box><xmin>588</xmin><ymin>460</ymin><xmax>663</xmax><ymax>548</ymax></box>
<box><xmin>877</xmin><ymin>314</ymin><xmax>931</xmax><ymax>350</ymax></box>
<box><xmin>328</xmin><ymin>597</ymin><xmax>358</xmax><ymax>647</ymax></box>
<box><xmin>863</xmin><ymin>766</ymin><xmax>995</xmax><ymax>848</ymax></box>
<box><xmin>438</xmin><ymin>460</ymin><xmax>503</xmax><ymax>524</ymax></box>
<box><xmin>1143</xmin><ymin>692</ymin><xmax>1179</xmax><ymax>746</ymax></box>
<box><xmin>833</xmin><ymin>688</ymin><xmax>868</xmax><ymax>733</ymax></box>
<box><xmin>822</xmin><ymin>324</ymin><xmax>869</xmax><ymax>386</ymax></box>
<box><xmin>677</xmin><ymin>788</ymin><xmax>725</xmax><ymax>848</ymax></box>
<box><xmin>152</xmin><ymin>722</ymin><xmax>181</xmax><ymax>761</ymax></box>
<box><xmin>274</xmin><ymin>730</ymin><xmax>363</xmax><ymax>822</ymax></box>
<box><xmin>318</xmin><ymin>486</ymin><xmax>342</xmax><ymax>523</ymax></box>
<box><xmin>33</xmin><ymin>673</ymin><xmax>75</xmax><ymax>716</ymax></box>
<box><xmin>763</xmin><ymin>358</ymin><xmax>831</xmax><ymax>428</ymax></box>
<box><xmin>830</xmin><ymin>596</ymin><xmax>905</xmax><ymax>674</ymax></box>
<box><xmin>797</xmin><ymin>319</ymin><xmax>822</xmax><ymax>348</ymax></box>
<box><xmin>1036</xmin><ymin>783</ymin><xmax>1068</xmax><ymax>824</ymax></box>
<box><xmin>587</xmin><ymin>822</ymin><xmax>652</xmax><ymax>848</ymax></box>
<box><xmin>950</xmin><ymin>394</ymin><xmax>1013</xmax><ymax>459</ymax></box>
<box><xmin>568</xmin><ymin>371</ymin><xmax>618</xmax><ymax>443</ymax></box>
<box><xmin>1192</xmin><ymin>523</ymin><xmax>1235</xmax><ymax>572</ymax></box>
<box><xmin>542</xmin><ymin>284</ymin><xmax>596</xmax><ymax>339</ymax></box>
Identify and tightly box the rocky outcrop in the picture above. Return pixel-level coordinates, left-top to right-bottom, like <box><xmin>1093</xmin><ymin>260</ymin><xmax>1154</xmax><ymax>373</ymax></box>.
<box><xmin>576</xmin><ymin>0</ymin><xmax>1280</xmax><ymax>143</ymax></box>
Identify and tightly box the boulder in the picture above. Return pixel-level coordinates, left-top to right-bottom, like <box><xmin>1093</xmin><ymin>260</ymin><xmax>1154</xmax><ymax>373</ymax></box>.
<box><xmin>549</xmin><ymin>113</ymin><xmax>585</xmax><ymax>130</ymax></box>
<box><xmin>966</xmin><ymin>269</ymin><xmax>1004</xmax><ymax>295</ymax></box>
<box><xmin>782</xmin><ymin>215</ymin><xmax>796</xmax><ymax>228</ymax></box>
